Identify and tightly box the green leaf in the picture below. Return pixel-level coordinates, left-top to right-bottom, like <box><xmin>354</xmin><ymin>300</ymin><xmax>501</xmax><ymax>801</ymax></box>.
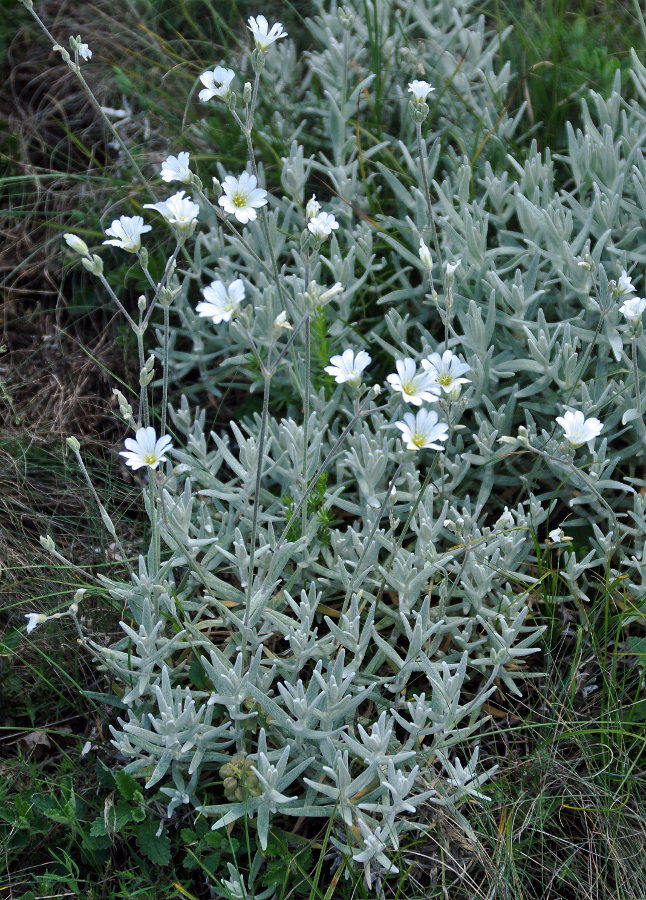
<box><xmin>115</xmin><ymin>770</ymin><xmax>142</xmax><ymax>801</ymax></box>
<box><xmin>134</xmin><ymin>818</ymin><xmax>171</xmax><ymax>866</ymax></box>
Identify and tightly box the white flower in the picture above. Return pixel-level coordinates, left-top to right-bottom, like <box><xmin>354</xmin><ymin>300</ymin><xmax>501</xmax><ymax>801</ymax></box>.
<box><xmin>386</xmin><ymin>358</ymin><xmax>441</xmax><ymax>405</ymax></box>
<box><xmin>308</xmin><ymin>212</ymin><xmax>339</xmax><ymax>240</ymax></box>
<box><xmin>102</xmin><ymin>215</ymin><xmax>152</xmax><ymax>253</ymax></box>
<box><xmin>196</xmin><ymin>279</ymin><xmax>245</xmax><ymax>324</ymax></box>
<box><xmin>25</xmin><ymin>612</ymin><xmax>48</xmax><ymax>634</ymax></box>
<box><xmin>78</xmin><ymin>42</ymin><xmax>92</xmax><ymax>61</ymax></box>
<box><xmin>143</xmin><ymin>191</ymin><xmax>200</xmax><ymax>232</ymax></box>
<box><xmin>63</xmin><ymin>233</ymin><xmax>89</xmax><ymax>256</ymax></box>
<box><xmin>160</xmin><ymin>152</ymin><xmax>192</xmax><ymax>184</ymax></box>
<box><xmin>247</xmin><ymin>15</ymin><xmax>288</xmax><ymax>51</ymax></box>
<box><xmin>408</xmin><ymin>80</ymin><xmax>435</xmax><ymax>103</ymax></box>
<box><xmin>619</xmin><ymin>295</ymin><xmax>646</xmax><ymax>324</ymax></box>
<box><xmin>199</xmin><ymin>66</ymin><xmax>235</xmax><ymax>102</ymax></box>
<box><xmin>395</xmin><ymin>408</ymin><xmax>449</xmax><ymax>451</ymax></box>
<box><xmin>616</xmin><ymin>270</ymin><xmax>635</xmax><ymax>296</ymax></box>
<box><xmin>218</xmin><ymin>172</ymin><xmax>268</xmax><ymax>224</ymax></box>
<box><xmin>556</xmin><ymin>410</ymin><xmax>603</xmax><ymax>448</ymax></box>
<box><xmin>324</xmin><ymin>348</ymin><xmax>371</xmax><ymax>386</ymax></box>
<box><xmin>119</xmin><ymin>426</ymin><xmax>173</xmax><ymax>471</ymax></box>
<box><xmin>445</xmin><ymin>258</ymin><xmax>461</xmax><ymax>277</ymax></box>
<box><xmin>422</xmin><ymin>350</ymin><xmax>471</xmax><ymax>396</ymax></box>
<box><xmin>418</xmin><ymin>238</ymin><xmax>432</xmax><ymax>271</ymax></box>
<box><xmin>273</xmin><ymin>310</ymin><xmax>292</xmax><ymax>331</ymax></box>
<box><xmin>305</xmin><ymin>194</ymin><xmax>320</xmax><ymax>219</ymax></box>
<box><xmin>548</xmin><ymin>527</ymin><xmax>573</xmax><ymax>544</ymax></box>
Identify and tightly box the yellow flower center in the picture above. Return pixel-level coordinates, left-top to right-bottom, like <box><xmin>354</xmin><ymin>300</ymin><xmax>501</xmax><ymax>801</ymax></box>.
<box><xmin>437</xmin><ymin>373</ymin><xmax>452</xmax><ymax>387</ymax></box>
<box><xmin>412</xmin><ymin>432</ymin><xmax>426</xmax><ymax>448</ymax></box>
<box><xmin>402</xmin><ymin>381</ymin><xmax>416</xmax><ymax>396</ymax></box>
<box><xmin>233</xmin><ymin>192</ymin><xmax>247</xmax><ymax>208</ymax></box>
<box><xmin>143</xmin><ymin>451</ymin><xmax>158</xmax><ymax>466</ymax></box>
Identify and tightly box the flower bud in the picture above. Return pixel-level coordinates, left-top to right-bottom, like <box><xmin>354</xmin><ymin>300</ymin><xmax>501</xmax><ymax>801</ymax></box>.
<box><xmin>40</xmin><ymin>534</ymin><xmax>56</xmax><ymax>552</ymax></box>
<box><xmin>138</xmin><ymin>295</ymin><xmax>147</xmax><ymax>313</ymax></box>
<box><xmin>338</xmin><ymin>6</ymin><xmax>354</xmax><ymax>28</ymax></box>
<box><xmin>243</xmin><ymin>81</ymin><xmax>252</xmax><ymax>105</ymax></box>
<box><xmin>63</xmin><ymin>233</ymin><xmax>89</xmax><ymax>256</ymax></box>
<box><xmin>418</xmin><ymin>238</ymin><xmax>432</xmax><ymax>271</ymax></box>
<box><xmin>305</xmin><ymin>194</ymin><xmax>320</xmax><ymax>219</ymax></box>
<box><xmin>409</xmin><ymin>99</ymin><xmax>429</xmax><ymax>123</ymax></box>
<box><xmin>66</xmin><ymin>435</ymin><xmax>81</xmax><ymax>452</ymax></box>
<box><xmin>81</xmin><ymin>254</ymin><xmax>103</xmax><ymax>276</ymax></box>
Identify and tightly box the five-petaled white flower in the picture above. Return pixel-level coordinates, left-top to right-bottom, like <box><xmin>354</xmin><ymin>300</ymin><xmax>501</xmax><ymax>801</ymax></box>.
<box><xmin>386</xmin><ymin>358</ymin><xmax>441</xmax><ymax>405</ymax></box>
<box><xmin>395</xmin><ymin>408</ymin><xmax>449</xmax><ymax>451</ymax></box>
<box><xmin>144</xmin><ymin>191</ymin><xmax>200</xmax><ymax>232</ymax></box>
<box><xmin>199</xmin><ymin>66</ymin><xmax>235</xmax><ymax>102</ymax></box>
<box><xmin>102</xmin><ymin>215</ymin><xmax>152</xmax><ymax>253</ymax></box>
<box><xmin>556</xmin><ymin>410</ymin><xmax>603</xmax><ymax>448</ymax></box>
<box><xmin>422</xmin><ymin>350</ymin><xmax>471</xmax><ymax>397</ymax></box>
<box><xmin>196</xmin><ymin>279</ymin><xmax>245</xmax><ymax>324</ymax></box>
<box><xmin>247</xmin><ymin>14</ymin><xmax>287</xmax><ymax>51</ymax></box>
<box><xmin>308</xmin><ymin>212</ymin><xmax>339</xmax><ymax>241</ymax></box>
<box><xmin>120</xmin><ymin>427</ymin><xmax>173</xmax><ymax>471</ymax></box>
<box><xmin>616</xmin><ymin>270</ymin><xmax>635</xmax><ymax>296</ymax></box>
<box><xmin>324</xmin><ymin>348</ymin><xmax>371</xmax><ymax>386</ymax></box>
<box><xmin>408</xmin><ymin>80</ymin><xmax>435</xmax><ymax>103</ymax></box>
<box><xmin>160</xmin><ymin>152</ymin><xmax>192</xmax><ymax>184</ymax></box>
<box><xmin>25</xmin><ymin>612</ymin><xmax>48</xmax><ymax>634</ymax></box>
<box><xmin>218</xmin><ymin>172</ymin><xmax>268</xmax><ymax>224</ymax></box>
<box><xmin>619</xmin><ymin>295</ymin><xmax>646</xmax><ymax>324</ymax></box>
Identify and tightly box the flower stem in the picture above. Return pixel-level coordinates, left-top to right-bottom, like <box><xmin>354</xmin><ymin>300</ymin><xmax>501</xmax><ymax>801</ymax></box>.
<box><xmin>245</xmin><ymin>370</ymin><xmax>272</xmax><ymax>629</ymax></box>
<box><xmin>301</xmin><ymin>312</ymin><xmax>311</xmax><ymax>536</ymax></box>
<box><xmin>631</xmin><ymin>338</ymin><xmax>644</xmax><ymax>435</ymax></box>
<box><xmin>148</xmin><ymin>475</ymin><xmax>160</xmax><ymax>585</ymax></box>
<box><xmin>375</xmin><ymin>451</ymin><xmax>441</xmax><ymax>604</ymax></box>
<box><xmin>416</xmin><ymin>122</ymin><xmax>444</xmax><ymax>294</ymax></box>
<box><xmin>161</xmin><ymin>303</ymin><xmax>170</xmax><ymax>437</ymax></box>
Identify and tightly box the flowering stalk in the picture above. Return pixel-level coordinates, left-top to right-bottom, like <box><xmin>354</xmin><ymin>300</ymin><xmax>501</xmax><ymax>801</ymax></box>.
<box><xmin>375</xmin><ymin>451</ymin><xmax>442</xmax><ymax>604</ymax></box>
<box><xmin>343</xmin><ymin>462</ymin><xmax>402</xmax><ymax>615</ymax></box>
<box><xmin>269</xmin><ymin>392</ymin><xmax>390</xmax><ymax>573</ymax></box>
<box><xmin>161</xmin><ymin>301</ymin><xmax>170</xmax><ymax>437</ymax></box>
<box><xmin>148</xmin><ymin>476</ymin><xmax>160</xmax><ymax>583</ymax></box>
<box><xmin>415</xmin><ymin>122</ymin><xmax>444</xmax><ymax>296</ymax></box>
<box><xmin>245</xmin><ymin>369</ymin><xmax>272</xmax><ymax>631</ymax></box>
<box><xmin>20</xmin><ymin>1</ymin><xmax>157</xmax><ymax>204</ymax></box>
<box><xmin>67</xmin><ymin>438</ymin><xmax>133</xmax><ymax>575</ymax></box>
<box><xmin>631</xmin><ymin>338</ymin><xmax>645</xmax><ymax>436</ymax></box>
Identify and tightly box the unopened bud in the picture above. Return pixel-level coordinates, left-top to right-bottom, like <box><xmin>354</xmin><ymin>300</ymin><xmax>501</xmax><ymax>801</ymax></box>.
<box><xmin>338</xmin><ymin>6</ymin><xmax>354</xmax><ymax>28</ymax></box>
<box><xmin>63</xmin><ymin>233</ymin><xmax>89</xmax><ymax>256</ymax></box>
<box><xmin>409</xmin><ymin>99</ymin><xmax>429</xmax><ymax>123</ymax></box>
<box><xmin>66</xmin><ymin>435</ymin><xmax>81</xmax><ymax>452</ymax></box>
<box><xmin>40</xmin><ymin>534</ymin><xmax>56</xmax><ymax>552</ymax></box>
<box><xmin>81</xmin><ymin>254</ymin><xmax>103</xmax><ymax>276</ymax></box>
<box><xmin>243</xmin><ymin>81</ymin><xmax>252</xmax><ymax>105</ymax></box>
<box><xmin>305</xmin><ymin>195</ymin><xmax>320</xmax><ymax>220</ymax></box>
<box><xmin>138</xmin><ymin>295</ymin><xmax>147</xmax><ymax>313</ymax></box>
<box><xmin>418</xmin><ymin>238</ymin><xmax>432</xmax><ymax>271</ymax></box>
